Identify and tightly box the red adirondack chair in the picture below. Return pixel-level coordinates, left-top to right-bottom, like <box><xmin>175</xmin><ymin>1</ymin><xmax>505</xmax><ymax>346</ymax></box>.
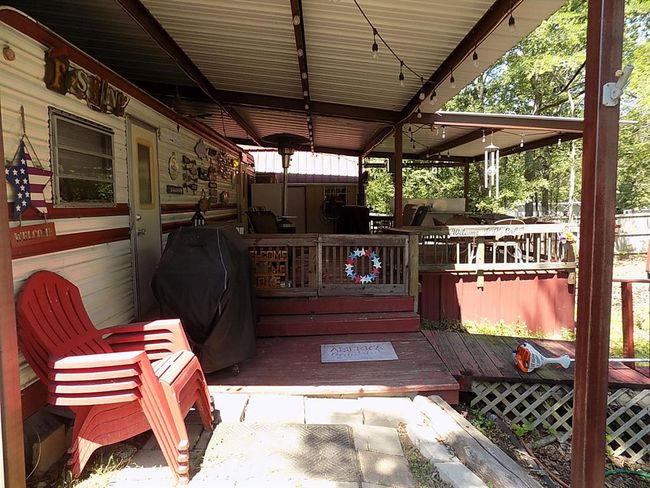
<box><xmin>16</xmin><ymin>271</ymin><xmax>215</xmax><ymax>484</ymax></box>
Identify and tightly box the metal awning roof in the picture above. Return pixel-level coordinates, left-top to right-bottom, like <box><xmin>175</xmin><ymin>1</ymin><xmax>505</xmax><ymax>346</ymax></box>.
<box><xmin>4</xmin><ymin>0</ymin><xmax>567</xmax><ymax>156</ymax></box>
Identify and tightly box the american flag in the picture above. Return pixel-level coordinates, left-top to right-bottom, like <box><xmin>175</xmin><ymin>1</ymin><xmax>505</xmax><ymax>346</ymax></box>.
<box><xmin>4</xmin><ymin>140</ymin><xmax>52</xmax><ymax>218</ymax></box>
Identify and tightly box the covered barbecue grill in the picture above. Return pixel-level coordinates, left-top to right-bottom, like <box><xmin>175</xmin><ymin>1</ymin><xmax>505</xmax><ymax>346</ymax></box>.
<box><xmin>152</xmin><ymin>225</ymin><xmax>256</xmax><ymax>373</ymax></box>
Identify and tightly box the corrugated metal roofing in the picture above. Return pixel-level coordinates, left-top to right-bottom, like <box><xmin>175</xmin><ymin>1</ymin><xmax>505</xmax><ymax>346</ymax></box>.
<box><xmin>251</xmin><ymin>150</ymin><xmax>359</xmax><ymax>177</ymax></box>
<box><xmin>2</xmin><ymin>0</ymin><xmax>193</xmax><ymax>86</ymax></box>
<box><xmin>141</xmin><ymin>0</ymin><xmax>304</xmax><ymax>99</ymax></box>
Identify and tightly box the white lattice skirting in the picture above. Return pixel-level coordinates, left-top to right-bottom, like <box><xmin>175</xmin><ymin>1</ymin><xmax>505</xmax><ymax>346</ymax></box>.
<box><xmin>471</xmin><ymin>381</ymin><xmax>650</xmax><ymax>463</ymax></box>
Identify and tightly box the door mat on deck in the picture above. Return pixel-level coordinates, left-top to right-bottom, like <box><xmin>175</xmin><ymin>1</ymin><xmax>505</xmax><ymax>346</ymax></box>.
<box><xmin>320</xmin><ymin>341</ymin><xmax>398</xmax><ymax>363</ymax></box>
<box><xmin>197</xmin><ymin>423</ymin><xmax>361</xmax><ymax>483</ymax></box>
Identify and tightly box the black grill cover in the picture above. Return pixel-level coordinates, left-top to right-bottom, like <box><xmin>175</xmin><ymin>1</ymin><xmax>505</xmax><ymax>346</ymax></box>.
<box><xmin>152</xmin><ymin>225</ymin><xmax>256</xmax><ymax>373</ymax></box>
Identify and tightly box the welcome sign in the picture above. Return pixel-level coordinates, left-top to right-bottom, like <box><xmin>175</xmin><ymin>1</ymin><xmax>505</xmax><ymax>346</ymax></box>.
<box><xmin>320</xmin><ymin>342</ymin><xmax>398</xmax><ymax>363</ymax></box>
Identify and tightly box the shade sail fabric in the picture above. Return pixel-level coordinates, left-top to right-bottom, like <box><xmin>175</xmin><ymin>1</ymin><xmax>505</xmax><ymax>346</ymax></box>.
<box><xmin>152</xmin><ymin>225</ymin><xmax>256</xmax><ymax>373</ymax></box>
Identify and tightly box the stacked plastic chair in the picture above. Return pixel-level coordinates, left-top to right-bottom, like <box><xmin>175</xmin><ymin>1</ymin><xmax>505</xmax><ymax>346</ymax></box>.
<box><xmin>16</xmin><ymin>271</ymin><xmax>214</xmax><ymax>484</ymax></box>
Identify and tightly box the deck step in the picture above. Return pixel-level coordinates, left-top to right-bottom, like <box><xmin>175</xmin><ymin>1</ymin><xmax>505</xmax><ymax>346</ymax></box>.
<box><xmin>257</xmin><ymin>295</ymin><xmax>415</xmax><ymax>316</ymax></box>
<box><xmin>256</xmin><ymin>311</ymin><xmax>421</xmax><ymax>337</ymax></box>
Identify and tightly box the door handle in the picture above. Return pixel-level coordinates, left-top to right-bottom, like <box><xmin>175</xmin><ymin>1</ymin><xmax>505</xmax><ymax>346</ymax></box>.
<box><xmin>137</xmin><ymin>228</ymin><xmax>146</xmax><ymax>236</ymax></box>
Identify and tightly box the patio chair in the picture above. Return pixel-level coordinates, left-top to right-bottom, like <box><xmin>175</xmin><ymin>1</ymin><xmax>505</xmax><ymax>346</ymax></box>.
<box><xmin>16</xmin><ymin>271</ymin><xmax>215</xmax><ymax>484</ymax></box>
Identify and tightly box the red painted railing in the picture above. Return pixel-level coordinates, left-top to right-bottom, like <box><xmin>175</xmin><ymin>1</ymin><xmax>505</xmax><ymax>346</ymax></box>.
<box><xmin>612</xmin><ymin>277</ymin><xmax>650</xmax><ymax>374</ymax></box>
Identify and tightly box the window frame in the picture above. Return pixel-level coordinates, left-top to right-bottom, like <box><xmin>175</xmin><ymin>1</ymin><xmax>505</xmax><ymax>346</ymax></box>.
<box><xmin>50</xmin><ymin>108</ymin><xmax>116</xmax><ymax>207</ymax></box>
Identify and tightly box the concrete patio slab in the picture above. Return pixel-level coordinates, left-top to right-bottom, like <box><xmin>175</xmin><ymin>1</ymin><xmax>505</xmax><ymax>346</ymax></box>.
<box><xmin>244</xmin><ymin>394</ymin><xmax>305</xmax><ymax>423</ymax></box>
<box><xmin>304</xmin><ymin>397</ymin><xmax>363</xmax><ymax>425</ymax></box>
<box><xmin>360</xmin><ymin>397</ymin><xmax>418</xmax><ymax>428</ymax></box>
<box><xmin>358</xmin><ymin>450</ymin><xmax>414</xmax><ymax>488</ymax></box>
<box><xmin>353</xmin><ymin>425</ymin><xmax>403</xmax><ymax>456</ymax></box>
<box><xmin>434</xmin><ymin>461</ymin><xmax>488</xmax><ymax>488</ymax></box>
<box><xmin>209</xmin><ymin>391</ymin><xmax>249</xmax><ymax>423</ymax></box>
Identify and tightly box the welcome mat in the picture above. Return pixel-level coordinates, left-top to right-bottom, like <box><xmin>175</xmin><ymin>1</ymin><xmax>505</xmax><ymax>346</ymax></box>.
<box><xmin>320</xmin><ymin>341</ymin><xmax>398</xmax><ymax>363</ymax></box>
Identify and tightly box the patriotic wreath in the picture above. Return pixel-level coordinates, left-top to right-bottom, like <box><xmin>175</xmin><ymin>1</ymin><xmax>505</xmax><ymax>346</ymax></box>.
<box><xmin>345</xmin><ymin>248</ymin><xmax>382</xmax><ymax>284</ymax></box>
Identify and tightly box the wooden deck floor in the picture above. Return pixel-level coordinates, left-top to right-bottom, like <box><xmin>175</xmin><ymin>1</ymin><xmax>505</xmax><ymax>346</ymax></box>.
<box><xmin>207</xmin><ymin>332</ymin><xmax>460</xmax><ymax>403</ymax></box>
<box><xmin>423</xmin><ymin>330</ymin><xmax>650</xmax><ymax>389</ymax></box>
<box><xmin>206</xmin><ymin>331</ymin><xmax>650</xmax><ymax>401</ymax></box>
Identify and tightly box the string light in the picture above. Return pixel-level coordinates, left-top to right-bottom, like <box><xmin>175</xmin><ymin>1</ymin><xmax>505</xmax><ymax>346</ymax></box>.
<box><xmin>450</xmin><ymin>73</ymin><xmax>456</xmax><ymax>88</ymax></box>
<box><xmin>441</xmin><ymin>126</ymin><xmax>447</xmax><ymax>139</ymax></box>
<box><xmin>508</xmin><ymin>13</ymin><xmax>516</xmax><ymax>32</ymax></box>
<box><xmin>419</xmin><ymin>78</ymin><xmax>426</xmax><ymax>100</ymax></box>
<box><xmin>416</xmin><ymin>106</ymin><xmax>422</xmax><ymax>119</ymax></box>
<box><xmin>520</xmin><ymin>134</ymin><xmax>524</xmax><ymax>147</ymax></box>
<box><xmin>472</xmin><ymin>51</ymin><xmax>479</xmax><ymax>67</ymax></box>
<box><xmin>303</xmin><ymin>90</ymin><xmax>308</xmax><ymax>97</ymax></box>
<box><xmin>292</xmin><ymin>15</ymin><xmax>301</xmax><ymax>26</ymax></box>
<box><xmin>399</xmin><ymin>61</ymin><xmax>405</xmax><ymax>87</ymax></box>
<box><xmin>429</xmin><ymin>89</ymin><xmax>437</xmax><ymax>105</ymax></box>
<box><xmin>297</xmin><ymin>48</ymin><xmax>304</xmax><ymax>57</ymax></box>
<box><xmin>558</xmin><ymin>137</ymin><xmax>562</xmax><ymax>146</ymax></box>
<box><xmin>482</xmin><ymin>130</ymin><xmax>486</xmax><ymax>143</ymax></box>
<box><xmin>371</xmin><ymin>28</ymin><xmax>379</xmax><ymax>59</ymax></box>
<box><xmin>301</xmin><ymin>72</ymin><xmax>307</xmax><ymax>80</ymax></box>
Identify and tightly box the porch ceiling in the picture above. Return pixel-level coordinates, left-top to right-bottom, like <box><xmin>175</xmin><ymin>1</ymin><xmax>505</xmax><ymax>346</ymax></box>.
<box><xmin>5</xmin><ymin>0</ymin><xmax>566</xmax><ymax>155</ymax></box>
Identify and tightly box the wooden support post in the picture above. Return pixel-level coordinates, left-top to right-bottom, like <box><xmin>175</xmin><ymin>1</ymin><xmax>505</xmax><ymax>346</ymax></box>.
<box><xmin>620</xmin><ymin>281</ymin><xmax>635</xmax><ymax>362</ymax></box>
<box><xmin>571</xmin><ymin>1</ymin><xmax>625</xmax><ymax>487</ymax></box>
<box><xmin>394</xmin><ymin>125</ymin><xmax>403</xmax><ymax>228</ymax></box>
<box><xmin>408</xmin><ymin>232</ymin><xmax>419</xmax><ymax>313</ymax></box>
<box><xmin>0</xmin><ymin>93</ymin><xmax>27</xmax><ymax>488</ymax></box>
<box><xmin>357</xmin><ymin>155</ymin><xmax>364</xmax><ymax>205</ymax></box>
<box><xmin>463</xmin><ymin>163</ymin><xmax>470</xmax><ymax>212</ymax></box>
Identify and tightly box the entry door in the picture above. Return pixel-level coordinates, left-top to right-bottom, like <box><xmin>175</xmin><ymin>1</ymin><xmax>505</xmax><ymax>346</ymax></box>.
<box><xmin>128</xmin><ymin>120</ymin><xmax>162</xmax><ymax>319</ymax></box>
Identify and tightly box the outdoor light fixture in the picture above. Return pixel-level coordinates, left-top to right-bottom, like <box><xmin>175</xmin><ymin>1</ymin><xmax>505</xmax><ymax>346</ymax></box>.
<box><xmin>520</xmin><ymin>134</ymin><xmax>525</xmax><ymax>147</ymax></box>
<box><xmin>372</xmin><ymin>28</ymin><xmax>379</xmax><ymax>58</ymax></box>
<box><xmin>297</xmin><ymin>48</ymin><xmax>304</xmax><ymax>57</ymax></box>
<box><xmin>441</xmin><ymin>126</ymin><xmax>447</xmax><ymax>139</ymax></box>
<box><xmin>482</xmin><ymin>130</ymin><xmax>486</xmax><ymax>143</ymax></box>
<box><xmin>472</xmin><ymin>51</ymin><xmax>479</xmax><ymax>67</ymax></box>
<box><xmin>416</xmin><ymin>106</ymin><xmax>422</xmax><ymax>118</ymax></box>
<box><xmin>508</xmin><ymin>14</ymin><xmax>516</xmax><ymax>32</ymax></box>
<box><xmin>484</xmin><ymin>135</ymin><xmax>500</xmax><ymax>198</ymax></box>
<box><xmin>301</xmin><ymin>72</ymin><xmax>308</xmax><ymax>79</ymax></box>
<box><xmin>450</xmin><ymin>74</ymin><xmax>456</xmax><ymax>88</ymax></box>
<box><xmin>429</xmin><ymin>90</ymin><xmax>437</xmax><ymax>105</ymax></box>
<box><xmin>399</xmin><ymin>61</ymin><xmax>405</xmax><ymax>87</ymax></box>
<box><xmin>303</xmin><ymin>90</ymin><xmax>308</xmax><ymax>97</ymax></box>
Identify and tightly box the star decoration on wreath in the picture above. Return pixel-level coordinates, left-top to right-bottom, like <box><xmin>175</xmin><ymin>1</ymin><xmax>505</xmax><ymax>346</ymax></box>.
<box><xmin>345</xmin><ymin>247</ymin><xmax>382</xmax><ymax>284</ymax></box>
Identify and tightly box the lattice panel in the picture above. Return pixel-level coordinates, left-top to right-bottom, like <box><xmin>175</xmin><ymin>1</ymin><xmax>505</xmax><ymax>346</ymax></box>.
<box><xmin>471</xmin><ymin>382</ymin><xmax>650</xmax><ymax>463</ymax></box>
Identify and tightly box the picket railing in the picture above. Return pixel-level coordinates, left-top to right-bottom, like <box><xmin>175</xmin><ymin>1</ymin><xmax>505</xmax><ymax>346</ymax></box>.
<box><xmin>244</xmin><ymin>233</ymin><xmax>413</xmax><ymax>298</ymax></box>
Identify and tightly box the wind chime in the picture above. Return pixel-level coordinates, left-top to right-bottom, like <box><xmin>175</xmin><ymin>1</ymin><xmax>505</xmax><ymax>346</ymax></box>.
<box><xmin>483</xmin><ymin>132</ymin><xmax>500</xmax><ymax>198</ymax></box>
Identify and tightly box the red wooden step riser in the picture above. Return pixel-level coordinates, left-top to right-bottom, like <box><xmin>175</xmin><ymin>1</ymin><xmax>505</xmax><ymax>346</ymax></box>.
<box><xmin>256</xmin><ymin>317</ymin><xmax>421</xmax><ymax>337</ymax></box>
<box><xmin>257</xmin><ymin>296</ymin><xmax>415</xmax><ymax>316</ymax></box>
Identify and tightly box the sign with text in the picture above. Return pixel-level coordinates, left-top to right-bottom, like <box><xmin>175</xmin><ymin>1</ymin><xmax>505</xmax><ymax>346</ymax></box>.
<box><xmin>10</xmin><ymin>222</ymin><xmax>56</xmax><ymax>249</ymax></box>
<box><xmin>249</xmin><ymin>248</ymin><xmax>289</xmax><ymax>289</ymax></box>
<box><xmin>320</xmin><ymin>342</ymin><xmax>398</xmax><ymax>363</ymax></box>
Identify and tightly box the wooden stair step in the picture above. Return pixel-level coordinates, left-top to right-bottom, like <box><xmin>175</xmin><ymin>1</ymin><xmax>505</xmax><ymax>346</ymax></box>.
<box><xmin>256</xmin><ymin>311</ymin><xmax>421</xmax><ymax>337</ymax></box>
<box><xmin>257</xmin><ymin>295</ymin><xmax>415</xmax><ymax>316</ymax></box>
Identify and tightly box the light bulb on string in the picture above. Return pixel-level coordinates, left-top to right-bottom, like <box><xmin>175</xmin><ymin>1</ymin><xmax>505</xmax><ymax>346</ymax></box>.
<box><xmin>419</xmin><ymin>77</ymin><xmax>426</xmax><ymax>101</ymax></box>
<box><xmin>416</xmin><ymin>105</ymin><xmax>422</xmax><ymax>119</ymax></box>
<box><xmin>371</xmin><ymin>28</ymin><xmax>378</xmax><ymax>59</ymax></box>
<box><xmin>558</xmin><ymin>137</ymin><xmax>562</xmax><ymax>146</ymax></box>
<box><xmin>520</xmin><ymin>134</ymin><xmax>524</xmax><ymax>147</ymax></box>
<box><xmin>472</xmin><ymin>51</ymin><xmax>479</xmax><ymax>68</ymax></box>
<box><xmin>292</xmin><ymin>15</ymin><xmax>301</xmax><ymax>25</ymax></box>
<box><xmin>508</xmin><ymin>14</ymin><xmax>516</xmax><ymax>32</ymax></box>
<box><xmin>482</xmin><ymin>130</ymin><xmax>486</xmax><ymax>143</ymax></box>
<box><xmin>408</xmin><ymin>125</ymin><xmax>412</xmax><ymax>133</ymax></box>
<box><xmin>301</xmin><ymin>72</ymin><xmax>308</xmax><ymax>80</ymax></box>
<box><xmin>450</xmin><ymin>73</ymin><xmax>456</xmax><ymax>88</ymax></box>
<box><xmin>297</xmin><ymin>48</ymin><xmax>304</xmax><ymax>57</ymax></box>
<box><xmin>398</xmin><ymin>61</ymin><xmax>405</xmax><ymax>87</ymax></box>
<box><xmin>441</xmin><ymin>125</ymin><xmax>446</xmax><ymax>139</ymax></box>
<box><xmin>429</xmin><ymin>89</ymin><xmax>437</xmax><ymax>105</ymax></box>
<box><xmin>303</xmin><ymin>90</ymin><xmax>308</xmax><ymax>97</ymax></box>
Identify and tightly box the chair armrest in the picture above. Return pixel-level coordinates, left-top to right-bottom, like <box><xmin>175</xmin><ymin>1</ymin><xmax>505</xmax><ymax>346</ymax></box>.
<box><xmin>49</xmin><ymin>350</ymin><xmax>146</xmax><ymax>370</ymax></box>
<box><xmin>104</xmin><ymin>319</ymin><xmax>191</xmax><ymax>359</ymax></box>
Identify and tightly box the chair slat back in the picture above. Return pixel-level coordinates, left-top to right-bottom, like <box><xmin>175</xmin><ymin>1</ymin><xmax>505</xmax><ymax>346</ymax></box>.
<box><xmin>16</xmin><ymin>271</ymin><xmax>112</xmax><ymax>384</ymax></box>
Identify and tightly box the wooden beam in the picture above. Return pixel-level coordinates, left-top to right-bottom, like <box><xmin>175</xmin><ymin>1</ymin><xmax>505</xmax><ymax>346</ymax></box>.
<box><xmin>113</xmin><ymin>0</ymin><xmax>263</xmax><ymax>146</ymax></box>
<box><xmin>571</xmin><ymin>1</ymin><xmax>625</xmax><ymax>486</ymax></box>
<box><xmin>362</xmin><ymin>0</ymin><xmax>522</xmax><ymax>154</ymax></box>
<box><xmin>138</xmin><ymin>82</ymin><xmax>400</xmax><ymax>124</ymax></box>
<box><xmin>411</xmin><ymin>112</ymin><xmax>584</xmax><ymax>133</ymax></box>
<box><xmin>420</xmin><ymin>129</ymin><xmax>498</xmax><ymax>159</ymax></box>
<box><xmin>289</xmin><ymin>0</ymin><xmax>312</xmax><ymax>147</ymax></box>
<box><xmin>394</xmin><ymin>124</ymin><xmax>403</xmax><ymax>228</ymax></box>
<box><xmin>0</xmin><ymin>87</ymin><xmax>27</xmax><ymax>488</ymax></box>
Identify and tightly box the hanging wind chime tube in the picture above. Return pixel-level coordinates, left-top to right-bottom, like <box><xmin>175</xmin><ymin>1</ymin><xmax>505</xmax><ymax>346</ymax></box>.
<box><xmin>484</xmin><ymin>140</ymin><xmax>500</xmax><ymax>198</ymax></box>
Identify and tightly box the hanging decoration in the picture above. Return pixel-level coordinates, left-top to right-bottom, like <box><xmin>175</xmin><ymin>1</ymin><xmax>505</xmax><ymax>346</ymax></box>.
<box><xmin>4</xmin><ymin>107</ymin><xmax>52</xmax><ymax>219</ymax></box>
<box><xmin>483</xmin><ymin>132</ymin><xmax>500</xmax><ymax>198</ymax></box>
<box><xmin>345</xmin><ymin>248</ymin><xmax>382</xmax><ymax>284</ymax></box>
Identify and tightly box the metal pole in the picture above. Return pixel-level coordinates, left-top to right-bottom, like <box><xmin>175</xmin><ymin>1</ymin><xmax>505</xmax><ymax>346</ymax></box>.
<box><xmin>0</xmin><ymin>87</ymin><xmax>27</xmax><ymax>488</ymax></box>
<box><xmin>281</xmin><ymin>152</ymin><xmax>290</xmax><ymax>217</ymax></box>
<box><xmin>571</xmin><ymin>1</ymin><xmax>625</xmax><ymax>486</ymax></box>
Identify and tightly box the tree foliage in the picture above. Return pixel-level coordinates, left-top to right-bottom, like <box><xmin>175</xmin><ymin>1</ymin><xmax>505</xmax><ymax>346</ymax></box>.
<box><xmin>365</xmin><ymin>0</ymin><xmax>650</xmax><ymax>215</ymax></box>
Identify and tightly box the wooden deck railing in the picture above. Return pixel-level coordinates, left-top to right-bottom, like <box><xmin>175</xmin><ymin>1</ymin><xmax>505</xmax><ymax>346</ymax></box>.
<box><xmin>244</xmin><ymin>233</ymin><xmax>413</xmax><ymax>298</ymax></box>
<box><xmin>392</xmin><ymin>224</ymin><xmax>578</xmax><ymax>274</ymax></box>
<box><xmin>613</xmin><ymin>277</ymin><xmax>650</xmax><ymax>374</ymax></box>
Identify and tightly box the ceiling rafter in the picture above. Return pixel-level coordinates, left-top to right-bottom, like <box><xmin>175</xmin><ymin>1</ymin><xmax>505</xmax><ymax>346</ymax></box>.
<box><xmin>361</xmin><ymin>0</ymin><xmax>522</xmax><ymax>156</ymax></box>
<box><xmin>469</xmin><ymin>132</ymin><xmax>582</xmax><ymax>162</ymax></box>
<box><xmin>136</xmin><ymin>82</ymin><xmax>400</xmax><ymax>124</ymax></box>
<box><xmin>413</xmin><ymin>112</ymin><xmax>584</xmax><ymax>132</ymax></box>
<box><xmin>419</xmin><ymin>129</ymin><xmax>501</xmax><ymax>159</ymax></box>
<box><xmin>289</xmin><ymin>0</ymin><xmax>314</xmax><ymax>149</ymax></box>
<box><xmin>113</xmin><ymin>0</ymin><xmax>263</xmax><ymax>145</ymax></box>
